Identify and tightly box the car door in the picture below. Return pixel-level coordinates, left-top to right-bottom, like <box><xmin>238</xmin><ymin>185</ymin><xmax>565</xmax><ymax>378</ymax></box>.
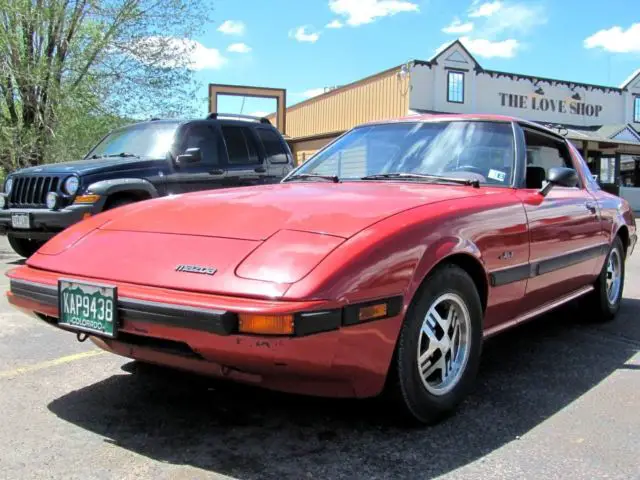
<box><xmin>219</xmin><ymin>124</ymin><xmax>268</xmax><ymax>187</ymax></box>
<box><xmin>254</xmin><ymin>126</ymin><xmax>294</xmax><ymax>181</ymax></box>
<box><xmin>515</xmin><ymin>124</ymin><xmax>607</xmax><ymax>311</ymax></box>
<box><xmin>165</xmin><ymin>122</ymin><xmax>227</xmax><ymax>194</ymax></box>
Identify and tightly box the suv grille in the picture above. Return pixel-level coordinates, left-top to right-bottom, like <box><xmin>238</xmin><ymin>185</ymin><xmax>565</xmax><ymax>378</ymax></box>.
<box><xmin>9</xmin><ymin>176</ymin><xmax>62</xmax><ymax>208</ymax></box>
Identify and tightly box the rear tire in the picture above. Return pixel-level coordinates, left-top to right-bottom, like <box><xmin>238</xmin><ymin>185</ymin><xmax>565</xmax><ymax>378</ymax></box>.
<box><xmin>582</xmin><ymin>236</ymin><xmax>625</xmax><ymax>322</ymax></box>
<box><xmin>7</xmin><ymin>235</ymin><xmax>45</xmax><ymax>258</ymax></box>
<box><xmin>387</xmin><ymin>263</ymin><xmax>484</xmax><ymax>425</ymax></box>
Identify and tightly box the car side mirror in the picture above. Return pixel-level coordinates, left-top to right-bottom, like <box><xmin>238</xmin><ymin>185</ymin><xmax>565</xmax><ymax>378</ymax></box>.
<box><xmin>539</xmin><ymin>167</ymin><xmax>578</xmax><ymax>196</ymax></box>
<box><xmin>176</xmin><ymin>147</ymin><xmax>202</xmax><ymax>166</ymax></box>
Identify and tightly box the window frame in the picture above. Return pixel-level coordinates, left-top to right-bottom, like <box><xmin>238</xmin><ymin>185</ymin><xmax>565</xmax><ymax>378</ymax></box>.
<box><xmin>517</xmin><ymin>124</ymin><xmax>583</xmax><ymax>190</ymax></box>
<box><xmin>634</xmin><ymin>96</ymin><xmax>640</xmax><ymax>123</ymax></box>
<box><xmin>172</xmin><ymin>122</ymin><xmax>222</xmax><ymax>166</ymax></box>
<box><xmin>255</xmin><ymin>126</ymin><xmax>291</xmax><ymax>164</ymax></box>
<box><xmin>446</xmin><ymin>70</ymin><xmax>465</xmax><ymax>104</ymax></box>
<box><xmin>220</xmin><ymin>124</ymin><xmax>262</xmax><ymax>167</ymax></box>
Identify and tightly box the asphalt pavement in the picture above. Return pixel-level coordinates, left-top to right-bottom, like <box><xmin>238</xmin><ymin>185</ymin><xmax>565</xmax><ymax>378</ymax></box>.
<box><xmin>0</xmin><ymin>236</ymin><xmax>638</xmax><ymax>480</ymax></box>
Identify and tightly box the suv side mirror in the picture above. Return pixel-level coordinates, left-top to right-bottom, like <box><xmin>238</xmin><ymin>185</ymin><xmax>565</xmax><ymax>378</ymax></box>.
<box><xmin>176</xmin><ymin>147</ymin><xmax>202</xmax><ymax>166</ymax></box>
<box><xmin>539</xmin><ymin>166</ymin><xmax>578</xmax><ymax>196</ymax></box>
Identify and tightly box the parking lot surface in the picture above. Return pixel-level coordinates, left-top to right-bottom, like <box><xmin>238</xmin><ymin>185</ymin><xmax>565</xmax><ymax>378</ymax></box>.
<box><xmin>0</xmin><ymin>236</ymin><xmax>638</xmax><ymax>480</ymax></box>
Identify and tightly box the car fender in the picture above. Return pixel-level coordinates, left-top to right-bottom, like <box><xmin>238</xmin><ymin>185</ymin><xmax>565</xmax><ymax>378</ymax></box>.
<box><xmin>85</xmin><ymin>178</ymin><xmax>159</xmax><ymax>210</ymax></box>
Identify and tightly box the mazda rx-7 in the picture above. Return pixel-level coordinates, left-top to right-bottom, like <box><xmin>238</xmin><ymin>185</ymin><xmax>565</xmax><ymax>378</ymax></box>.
<box><xmin>6</xmin><ymin>114</ymin><xmax>636</xmax><ymax>424</ymax></box>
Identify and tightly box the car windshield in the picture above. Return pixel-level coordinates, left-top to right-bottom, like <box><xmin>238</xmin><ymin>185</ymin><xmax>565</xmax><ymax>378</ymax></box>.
<box><xmin>86</xmin><ymin>122</ymin><xmax>179</xmax><ymax>158</ymax></box>
<box><xmin>292</xmin><ymin>120</ymin><xmax>516</xmax><ymax>186</ymax></box>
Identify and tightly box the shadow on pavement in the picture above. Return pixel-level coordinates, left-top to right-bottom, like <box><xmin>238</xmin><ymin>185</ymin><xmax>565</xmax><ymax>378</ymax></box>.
<box><xmin>47</xmin><ymin>298</ymin><xmax>640</xmax><ymax>479</ymax></box>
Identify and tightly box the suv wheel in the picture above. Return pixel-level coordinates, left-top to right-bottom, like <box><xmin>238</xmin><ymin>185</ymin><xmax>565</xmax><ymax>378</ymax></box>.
<box><xmin>8</xmin><ymin>235</ymin><xmax>45</xmax><ymax>258</ymax></box>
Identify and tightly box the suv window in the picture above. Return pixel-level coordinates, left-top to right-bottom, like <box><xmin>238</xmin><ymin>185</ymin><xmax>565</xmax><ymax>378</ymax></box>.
<box><xmin>523</xmin><ymin>127</ymin><xmax>576</xmax><ymax>189</ymax></box>
<box><xmin>222</xmin><ymin>126</ymin><xmax>260</xmax><ymax>165</ymax></box>
<box><xmin>175</xmin><ymin>124</ymin><xmax>220</xmax><ymax>165</ymax></box>
<box><xmin>256</xmin><ymin>128</ymin><xmax>289</xmax><ymax>164</ymax></box>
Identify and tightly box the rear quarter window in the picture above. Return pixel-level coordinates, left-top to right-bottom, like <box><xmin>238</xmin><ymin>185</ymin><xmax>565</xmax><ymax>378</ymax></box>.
<box><xmin>256</xmin><ymin>128</ymin><xmax>290</xmax><ymax>164</ymax></box>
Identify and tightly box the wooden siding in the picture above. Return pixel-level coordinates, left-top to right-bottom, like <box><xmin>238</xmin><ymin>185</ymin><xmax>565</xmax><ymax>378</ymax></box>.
<box><xmin>270</xmin><ymin>66</ymin><xmax>410</xmax><ymax>139</ymax></box>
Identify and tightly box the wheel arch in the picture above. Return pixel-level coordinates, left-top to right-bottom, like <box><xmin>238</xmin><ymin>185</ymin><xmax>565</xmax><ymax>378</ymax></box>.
<box><xmin>86</xmin><ymin>178</ymin><xmax>159</xmax><ymax>210</ymax></box>
<box><xmin>410</xmin><ymin>252</ymin><xmax>489</xmax><ymax>315</ymax></box>
<box><xmin>615</xmin><ymin>224</ymin><xmax>630</xmax><ymax>255</ymax></box>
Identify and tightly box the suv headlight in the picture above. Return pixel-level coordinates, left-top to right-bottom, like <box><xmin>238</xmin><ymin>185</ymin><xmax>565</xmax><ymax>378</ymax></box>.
<box><xmin>64</xmin><ymin>176</ymin><xmax>79</xmax><ymax>195</ymax></box>
<box><xmin>5</xmin><ymin>177</ymin><xmax>13</xmax><ymax>194</ymax></box>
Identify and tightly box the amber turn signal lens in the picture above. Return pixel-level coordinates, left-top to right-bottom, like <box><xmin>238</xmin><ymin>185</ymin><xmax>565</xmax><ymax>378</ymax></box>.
<box><xmin>238</xmin><ymin>314</ymin><xmax>295</xmax><ymax>335</ymax></box>
<box><xmin>74</xmin><ymin>194</ymin><xmax>101</xmax><ymax>204</ymax></box>
<box><xmin>358</xmin><ymin>303</ymin><xmax>388</xmax><ymax>321</ymax></box>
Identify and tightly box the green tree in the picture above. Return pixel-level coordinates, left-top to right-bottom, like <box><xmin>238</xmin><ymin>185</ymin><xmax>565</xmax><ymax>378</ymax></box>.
<box><xmin>0</xmin><ymin>0</ymin><xmax>212</xmax><ymax>175</ymax></box>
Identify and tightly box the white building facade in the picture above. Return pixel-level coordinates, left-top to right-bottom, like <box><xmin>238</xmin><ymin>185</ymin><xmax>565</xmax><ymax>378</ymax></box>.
<box><xmin>406</xmin><ymin>40</ymin><xmax>640</xmax><ymax>207</ymax></box>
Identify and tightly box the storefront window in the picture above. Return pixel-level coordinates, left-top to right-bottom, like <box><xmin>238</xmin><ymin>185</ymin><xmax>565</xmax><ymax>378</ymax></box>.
<box><xmin>620</xmin><ymin>155</ymin><xmax>640</xmax><ymax>187</ymax></box>
<box><xmin>599</xmin><ymin>156</ymin><xmax>616</xmax><ymax>184</ymax></box>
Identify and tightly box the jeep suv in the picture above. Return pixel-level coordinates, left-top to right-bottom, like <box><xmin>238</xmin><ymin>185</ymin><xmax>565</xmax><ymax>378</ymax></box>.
<box><xmin>0</xmin><ymin>113</ymin><xmax>294</xmax><ymax>257</ymax></box>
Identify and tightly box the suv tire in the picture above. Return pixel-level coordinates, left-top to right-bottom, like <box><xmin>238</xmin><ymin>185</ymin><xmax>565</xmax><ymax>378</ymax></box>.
<box><xmin>8</xmin><ymin>235</ymin><xmax>45</xmax><ymax>258</ymax></box>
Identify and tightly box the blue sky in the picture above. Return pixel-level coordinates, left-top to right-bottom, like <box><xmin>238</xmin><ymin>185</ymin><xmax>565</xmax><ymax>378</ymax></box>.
<box><xmin>183</xmin><ymin>0</ymin><xmax>640</xmax><ymax>117</ymax></box>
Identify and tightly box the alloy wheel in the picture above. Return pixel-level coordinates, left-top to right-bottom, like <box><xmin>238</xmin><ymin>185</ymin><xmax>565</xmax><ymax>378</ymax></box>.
<box><xmin>606</xmin><ymin>247</ymin><xmax>622</xmax><ymax>304</ymax></box>
<box><xmin>416</xmin><ymin>293</ymin><xmax>472</xmax><ymax>396</ymax></box>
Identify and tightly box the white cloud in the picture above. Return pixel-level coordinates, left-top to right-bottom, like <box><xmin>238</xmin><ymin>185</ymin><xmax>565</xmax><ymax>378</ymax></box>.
<box><xmin>302</xmin><ymin>88</ymin><xmax>328</xmax><ymax>98</ymax></box>
<box><xmin>328</xmin><ymin>0</ymin><xmax>419</xmax><ymax>26</ymax></box>
<box><xmin>459</xmin><ymin>36</ymin><xmax>519</xmax><ymax>58</ymax></box>
<box><xmin>326</xmin><ymin>19</ymin><xmax>344</xmax><ymax>29</ymax></box>
<box><xmin>442</xmin><ymin>18</ymin><xmax>474</xmax><ymax>34</ymax></box>
<box><xmin>469</xmin><ymin>1</ymin><xmax>502</xmax><ymax>17</ymax></box>
<box><xmin>127</xmin><ymin>37</ymin><xmax>227</xmax><ymax>70</ymax></box>
<box><xmin>289</xmin><ymin>26</ymin><xmax>320</xmax><ymax>43</ymax></box>
<box><xmin>227</xmin><ymin>42</ymin><xmax>252</xmax><ymax>53</ymax></box>
<box><xmin>480</xmin><ymin>3</ymin><xmax>547</xmax><ymax>36</ymax></box>
<box><xmin>217</xmin><ymin>20</ymin><xmax>246</xmax><ymax>36</ymax></box>
<box><xmin>584</xmin><ymin>23</ymin><xmax>640</xmax><ymax>53</ymax></box>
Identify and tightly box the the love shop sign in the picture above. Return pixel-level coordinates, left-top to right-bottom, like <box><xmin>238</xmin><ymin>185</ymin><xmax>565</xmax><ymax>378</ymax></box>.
<box><xmin>498</xmin><ymin>92</ymin><xmax>603</xmax><ymax>117</ymax></box>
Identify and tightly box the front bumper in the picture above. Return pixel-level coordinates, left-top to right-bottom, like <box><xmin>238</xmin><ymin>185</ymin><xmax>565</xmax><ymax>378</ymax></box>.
<box><xmin>0</xmin><ymin>204</ymin><xmax>96</xmax><ymax>240</ymax></box>
<box><xmin>6</xmin><ymin>267</ymin><xmax>405</xmax><ymax>399</ymax></box>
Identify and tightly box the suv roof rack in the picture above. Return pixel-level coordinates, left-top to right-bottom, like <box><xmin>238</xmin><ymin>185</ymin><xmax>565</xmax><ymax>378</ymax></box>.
<box><xmin>206</xmin><ymin>112</ymin><xmax>272</xmax><ymax>125</ymax></box>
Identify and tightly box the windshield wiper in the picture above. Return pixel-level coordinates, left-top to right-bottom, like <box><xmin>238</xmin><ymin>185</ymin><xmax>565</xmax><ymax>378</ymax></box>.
<box><xmin>105</xmin><ymin>152</ymin><xmax>138</xmax><ymax>158</ymax></box>
<box><xmin>283</xmin><ymin>173</ymin><xmax>340</xmax><ymax>183</ymax></box>
<box><xmin>360</xmin><ymin>173</ymin><xmax>480</xmax><ymax>188</ymax></box>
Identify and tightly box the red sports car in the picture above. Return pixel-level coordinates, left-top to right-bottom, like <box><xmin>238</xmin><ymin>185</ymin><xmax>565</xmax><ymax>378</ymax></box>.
<box><xmin>6</xmin><ymin>114</ymin><xmax>637</xmax><ymax>425</ymax></box>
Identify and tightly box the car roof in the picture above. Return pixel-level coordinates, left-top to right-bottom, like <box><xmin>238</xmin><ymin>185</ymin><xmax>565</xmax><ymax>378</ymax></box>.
<box><xmin>360</xmin><ymin>113</ymin><xmax>567</xmax><ymax>140</ymax></box>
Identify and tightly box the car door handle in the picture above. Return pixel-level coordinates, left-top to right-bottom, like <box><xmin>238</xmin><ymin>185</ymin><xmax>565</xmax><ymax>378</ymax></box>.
<box><xmin>585</xmin><ymin>201</ymin><xmax>597</xmax><ymax>213</ymax></box>
<box><xmin>254</xmin><ymin>166</ymin><xmax>266</xmax><ymax>173</ymax></box>
<box><xmin>209</xmin><ymin>169</ymin><xmax>225</xmax><ymax>175</ymax></box>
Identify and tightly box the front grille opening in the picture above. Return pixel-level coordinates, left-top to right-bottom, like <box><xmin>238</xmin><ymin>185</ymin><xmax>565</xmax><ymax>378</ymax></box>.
<box><xmin>110</xmin><ymin>332</ymin><xmax>203</xmax><ymax>359</ymax></box>
<box><xmin>9</xmin><ymin>175</ymin><xmax>65</xmax><ymax>208</ymax></box>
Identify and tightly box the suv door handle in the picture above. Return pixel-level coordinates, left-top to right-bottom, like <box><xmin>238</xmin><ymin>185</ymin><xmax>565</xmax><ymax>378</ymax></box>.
<box><xmin>209</xmin><ymin>169</ymin><xmax>225</xmax><ymax>175</ymax></box>
<box><xmin>254</xmin><ymin>166</ymin><xmax>266</xmax><ymax>173</ymax></box>
<box><xmin>585</xmin><ymin>201</ymin><xmax>597</xmax><ymax>214</ymax></box>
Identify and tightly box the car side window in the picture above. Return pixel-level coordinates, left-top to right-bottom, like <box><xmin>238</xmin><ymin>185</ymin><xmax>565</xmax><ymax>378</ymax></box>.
<box><xmin>175</xmin><ymin>124</ymin><xmax>220</xmax><ymax>165</ymax></box>
<box><xmin>222</xmin><ymin>126</ymin><xmax>260</xmax><ymax>165</ymax></box>
<box><xmin>523</xmin><ymin>128</ymin><xmax>577</xmax><ymax>189</ymax></box>
<box><xmin>256</xmin><ymin>128</ymin><xmax>289</xmax><ymax>164</ymax></box>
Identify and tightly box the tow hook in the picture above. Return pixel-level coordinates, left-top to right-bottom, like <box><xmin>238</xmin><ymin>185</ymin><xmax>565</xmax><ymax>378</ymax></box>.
<box><xmin>76</xmin><ymin>332</ymin><xmax>89</xmax><ymax>342</ymax></box>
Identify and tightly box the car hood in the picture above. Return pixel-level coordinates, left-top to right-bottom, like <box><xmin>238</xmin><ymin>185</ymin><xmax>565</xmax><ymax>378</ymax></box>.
<box><xmin>98</xmin><ymin>181</ymin><xmax>484</xmax><ymax>240</ymax></box>
<box><xmin>11</xmin><ymin>156</ymin><xmax>164</xmax><ymax>176</ymax></box>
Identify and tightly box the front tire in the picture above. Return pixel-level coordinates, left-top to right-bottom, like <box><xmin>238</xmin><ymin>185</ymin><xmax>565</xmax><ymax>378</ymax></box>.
<box><xmin>583</xmin><ymin>236</ymin><xmax>625</xmax><ymax>322</ymax></box>
<box><xmin>388</xmin><ymin>263</ymin><xmax>484</xmax><ymax>425</ymax></box>
<box><xmin>7</xmin><ymin>235</ymin><xmax>45</xmax><ymax>258</ymax></box>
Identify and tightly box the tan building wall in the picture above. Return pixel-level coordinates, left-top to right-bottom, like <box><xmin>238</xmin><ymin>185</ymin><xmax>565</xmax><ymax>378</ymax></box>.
<box><xmin>270</xmin><ymin>65</ymin><xmax>410</xmax><ymax>141</ymax></box>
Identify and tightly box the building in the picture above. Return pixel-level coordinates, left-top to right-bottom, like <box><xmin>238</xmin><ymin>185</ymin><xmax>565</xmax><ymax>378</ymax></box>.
<box><xmin>263</xmin><ymin>39</ymin><xmax>640</xmax><ymax>207</ymax></box>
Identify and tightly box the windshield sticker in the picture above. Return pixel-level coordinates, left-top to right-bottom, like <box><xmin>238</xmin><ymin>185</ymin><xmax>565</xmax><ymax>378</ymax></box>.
<box><xmin>488</xmin><ymin>169</ymin><xmax>506</xmax><ymax>182</ymax></box>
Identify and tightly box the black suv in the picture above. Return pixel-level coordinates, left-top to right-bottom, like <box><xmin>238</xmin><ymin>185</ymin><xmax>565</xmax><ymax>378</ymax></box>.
<box><xmin>0</xmin><ymin>113</ymin><xmax>294</xmax><ymax>257</ymax></box>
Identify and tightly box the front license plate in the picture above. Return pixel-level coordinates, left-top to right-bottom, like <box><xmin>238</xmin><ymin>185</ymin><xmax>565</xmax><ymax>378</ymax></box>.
<box><xmin>11</xmin><ymin>213</ymin><xmax>30</xmax><ymax>229</ymax></box>
<box><xmin>58</xmin><ymin>279</ymin><xmax>118</xmax><ymax>338</ymax></box>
